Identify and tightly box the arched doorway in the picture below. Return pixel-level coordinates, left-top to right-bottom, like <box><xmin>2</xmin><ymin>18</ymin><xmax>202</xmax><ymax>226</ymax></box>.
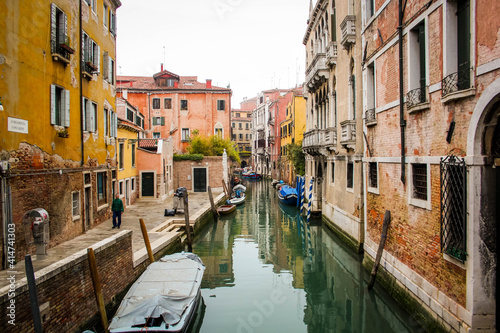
<box><xmin>241</xmin><ymin>160</ymin><xmax>247</xmax><ymax>168</ymax></box>
<box><xmin>467</xmin><ymin>81</ymin><xmax>500</xmax><ymax>331</ymax></box>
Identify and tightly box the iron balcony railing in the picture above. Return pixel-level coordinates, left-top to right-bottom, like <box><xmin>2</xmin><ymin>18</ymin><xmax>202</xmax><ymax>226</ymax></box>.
<box><xmin>365</xmin><ymin>108</ymin><xmax>376</xmax><ymax>126</ymax></box>
<box><xmin>442</xmin><ymin>67</ymin><xmax>472</xmax><ymax>97</ymax></box>
<box><xmin>406</xmin><ymin>86</ymin><xmax>428</xmax><ymax>109</ymax></box>
<box><xmin>51</xmin><ymin>40</ymin><xmax>71</xmax><ymax>62</ymax></box>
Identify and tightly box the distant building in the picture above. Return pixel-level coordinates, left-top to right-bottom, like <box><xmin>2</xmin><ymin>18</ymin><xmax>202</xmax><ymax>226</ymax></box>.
<box><xmin>279</xmin><ymin>89</ymin><xmax>306</xmax><ymax>183</ymax></box>
<box><xmin>116</xmin><ymin>67</ymin><xmax>232</xmax><ymax>154</ymax></box>
<box><xmin>0</xmin><ymin>0</ymin><xmax>121</xmax><ymax>264</ymax></box>
<box><xmin>231</xmin><ymin>97</ymin><xmax>256</xmax><ymax>168</ymax></box>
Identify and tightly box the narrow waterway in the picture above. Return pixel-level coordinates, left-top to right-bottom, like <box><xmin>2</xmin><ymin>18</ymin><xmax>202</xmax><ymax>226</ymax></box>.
<box><xmin>190</xmin><ymin>181</ymin><xmax>425</xmax><ymax>333</ymax></box>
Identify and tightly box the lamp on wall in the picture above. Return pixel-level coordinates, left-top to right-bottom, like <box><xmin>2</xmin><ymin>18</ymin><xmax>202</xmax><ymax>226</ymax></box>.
<box><xmin>0</xmin><ymin>97</ymin><xmax>4</xmax><ymax>111</ymax></box>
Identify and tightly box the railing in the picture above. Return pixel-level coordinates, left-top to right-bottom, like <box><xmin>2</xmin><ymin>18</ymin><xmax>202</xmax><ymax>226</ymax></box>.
<box><xmin>340</xmin><ymin>15</ymin><xmax>356</xmax><ymax>47</ymax></box>
<box><xmin>305</xmin><ymin>53</ymin><xmax>328</xmax><ymax>85</ymax></box>
<box><xmin>442</xmin><ymin>67</ymin><xmax>472</xmax><ymax>97</ymax></box>
<box><xmin>303</xmin><ymin>129</ymin><xmax>325</xmax><ymax>148</ymax></box>
<box><xmin>406</xmin><ymin>86</ymin><xmax>427</xmax><ymax>109</ymax></box>
<box><xmin>365</xmin><ymin>108</ymin><xmax>376</xmax><ymax>126</ymax></box>
<box><xmin>326</xmin><ymin>42</ymin><xmax>338</xmax><ymax>65</ymax></box>
<box><xmin>82</xmin><ymin>62</ymin><xmax>98</xmax><ymax>75</ymax></box>
<box><xmin>51</xmin><ymin>41</ymin><xmax>71</xmax><ymax>62</ymax></box>
<box><xmin>340</xmin><ymin>120</ymin><xmax>356</xmax><ymax>145</ymax></box>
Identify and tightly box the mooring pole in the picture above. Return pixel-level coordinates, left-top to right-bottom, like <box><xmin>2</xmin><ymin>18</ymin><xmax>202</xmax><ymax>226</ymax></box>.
<box><xmin>368</xmin><ymin>210</ymin><xmax>391</xmax><ymax>290</ymax></box>
<box><xmin>208</xmin><ymin>186</ymin><xmax>219</xmax><ymax>221</ymax></box>
<box><xmin>139</xmin><ymin>218</ymin><xmax>155</xmax><ymax>264</ymax></box>
<box><xmin>25</xmin><ymin>255</ymin><xmax>43</xmax><ymax>333</ymax></box>
<box><xmin>183</xmin><ymin>189</ymin><xmax>192</xmax><ymax>252</ymax></box>
<box><xmin>87</xmin><ymin>248</ymin><xmax>109</xmax><ymax>332</ymax></box>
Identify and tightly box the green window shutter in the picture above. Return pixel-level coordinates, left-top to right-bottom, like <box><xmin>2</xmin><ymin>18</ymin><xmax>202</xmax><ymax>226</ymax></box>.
<box><xmin>161</xmin><ymin>117</ymin><xmax>165</xmax><ymax>126</ymax></box>
<box><xmin>64</xmin><ymin>89</ymin><xmax>70</xmax><ymax>127</ymax></box>
<box><xmin>152</xmin><ymin>117</ymin><xmax>157</xmax><ymax>126</ymax></box>
<box><xmin>103</xmin><ymin>52</ymin><xmax>109</xmax><ymax>80</ymax></box>
<box><xmin>114</xmin><ymin>113</ymin><xmax>117</xmax><ymax>137</ymax></box>
<box><xmin>50</xmin><ymin>85</ymin><xmax>56</xmax><ymax>125</ymax></box>
<box><xmin>50</xmin><ymin>4</ymin><xmax>57</xmax><ymax>53</ymax></box>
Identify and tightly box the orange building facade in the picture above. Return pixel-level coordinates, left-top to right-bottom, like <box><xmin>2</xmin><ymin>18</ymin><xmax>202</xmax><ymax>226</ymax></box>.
<box><xmin>116</xmin><ymin>68</ymin><xmax>232</xmax><ymax>153</ymax></box>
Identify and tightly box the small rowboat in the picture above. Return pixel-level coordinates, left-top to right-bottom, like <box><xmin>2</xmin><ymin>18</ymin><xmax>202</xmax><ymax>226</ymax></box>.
<box><xmin>278</xmin><ymin>185</ymin><xmax>298</xmax><ymax>206</ymax></box>
<box><xmin>217</xmin><ymin>204</ymin><xmax>236</xmax><ymax>215</ymax></box>
<box><xmin>229</xmin><ymin>193</ymin><xmax>245</xmax><ymax>205</ymax></box>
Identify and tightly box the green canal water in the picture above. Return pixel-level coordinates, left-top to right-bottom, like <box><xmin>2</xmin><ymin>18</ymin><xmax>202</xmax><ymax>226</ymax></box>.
<box><xmin>190</xmin><ymin>181</ymin><xmax>425</xmax><ymax>333</ymax></box>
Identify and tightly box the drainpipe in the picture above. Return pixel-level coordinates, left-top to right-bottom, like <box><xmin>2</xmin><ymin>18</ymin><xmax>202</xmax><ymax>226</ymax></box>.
<box><xmin>79</xmin><ymin>0</ymin><xmax>84</xmax><ymax>166</ymax></box>
<box><xmin>399</xmin><ymin>0</ymin><xmax>406</xmax><ymax>184</ymax></box>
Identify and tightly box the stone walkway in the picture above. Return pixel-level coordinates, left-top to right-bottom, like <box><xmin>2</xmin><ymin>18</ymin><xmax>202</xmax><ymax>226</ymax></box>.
<box><xmin>0</xmin><ymin>189</ymin><xmax>224</xmax><ymax>292</ymax></box>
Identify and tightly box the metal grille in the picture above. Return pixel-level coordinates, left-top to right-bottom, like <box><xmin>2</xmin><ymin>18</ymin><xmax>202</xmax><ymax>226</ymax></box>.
<box><xmin>440</xmin><ymin>155</ymin><xmax>467</xmax><ymax>262</ymax></box>
<box><xmin>369</xmin><ymin>162</ymin><xmax>377</xmax><ymax>188</ymax></box>
<box><xmin>442</xmin><ymin>67</ymin><xmax>471</xmax><ymax>97</ymax></box>
<box><xmin>406</xmin><ymin>86</ymin><xmax>427</xmax><ymax>109</ymax></box>
<box><xmin>412</xmin><ymin>164</ymin><xmax>427</xmax><ymax>200</ymax></box>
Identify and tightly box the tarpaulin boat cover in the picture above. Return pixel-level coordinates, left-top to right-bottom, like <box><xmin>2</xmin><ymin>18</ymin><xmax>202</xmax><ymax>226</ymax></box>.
<box><xmin>109</xmin><ymin>253</ymin><xmax>205</xmax><ymax>330</ymax></box>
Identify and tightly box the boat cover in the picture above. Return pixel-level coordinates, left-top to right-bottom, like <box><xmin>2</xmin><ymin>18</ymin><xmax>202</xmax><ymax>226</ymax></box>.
<box><xmin>109</xmin><ymin>253</ymin><xmax>205</xmax><ymax>330</ymax></box>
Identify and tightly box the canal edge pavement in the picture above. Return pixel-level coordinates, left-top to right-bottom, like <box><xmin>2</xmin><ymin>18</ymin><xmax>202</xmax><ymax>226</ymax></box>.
<box><xmin>0</xmin><ymin>191</ymin><xmax>225</xmax><ymax>333</ymax></box>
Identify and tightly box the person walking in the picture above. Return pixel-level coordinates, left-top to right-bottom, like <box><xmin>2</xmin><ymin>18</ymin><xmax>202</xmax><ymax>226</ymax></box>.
<box><xmin>112</xmin><ymin>194</ymin><xmax>124</xmax><ymax>229</ymax></box>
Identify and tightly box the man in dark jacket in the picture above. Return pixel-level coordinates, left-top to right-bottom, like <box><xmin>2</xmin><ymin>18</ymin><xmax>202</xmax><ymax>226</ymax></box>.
<box><xmin>111</xmin><ymin>194</ymin><xmax>124</xmax><ymax>229</ymax></box>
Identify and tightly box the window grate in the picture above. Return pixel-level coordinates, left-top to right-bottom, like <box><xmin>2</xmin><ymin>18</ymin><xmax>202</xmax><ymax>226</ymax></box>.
<box><xmin>347</xmin><ymin>162</ymin><xmax>354</xmax><ymax>189</ymax></box>
<box><xmin>369</xmin><ymin>162</ymin><xmax>378</xmax><ymax>188</ymax></box>
<box><xmin>440</xmin><ymin>155</ymin><xmax>467</xmax><ymax>262</ymax></box>
<box><xmin>412</xmin><ymin>164</ymin><xmax>427</xmax><ymax>200</ymax></box>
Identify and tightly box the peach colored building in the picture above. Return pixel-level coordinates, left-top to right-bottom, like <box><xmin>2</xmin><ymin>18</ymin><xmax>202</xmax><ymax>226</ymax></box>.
<box><xmin>117</xmin><ymin>66</ymin><xmax>232</xmax><ymax>154</ymax></box>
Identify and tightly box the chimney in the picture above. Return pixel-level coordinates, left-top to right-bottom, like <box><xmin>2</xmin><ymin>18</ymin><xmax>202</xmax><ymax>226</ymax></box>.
<box><xmin>174</xmin><ymin>81</ymin><xmax>178</xmax><ymax>88</ymax></box>
<box><xmin>161</xmin><ymin>63</ymin><xmax>163</xmax><ymax>72</ymax></box>
<box><xmin>206</xmin><ymin>79</ymin><xmax>212</xmax><ymax>89</ymax></box>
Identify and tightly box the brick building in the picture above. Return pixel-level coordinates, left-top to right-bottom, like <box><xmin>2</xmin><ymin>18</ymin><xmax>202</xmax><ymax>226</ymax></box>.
<box><xmin>116</xmin><ymin>67</ymin><xmax>232</xmax><ymax>154</ymax></box>
<box><xmin>361</xmin><ymin>0</ymin><xmax>500</xmax><ymax>331</ymax></box>
<box><xmin>231</xmin><ymin>98</ymin><xmax>255</xmax><ymax>156</ymax></box>
<box><xmin>0</xmin><ymin>0</ymin><xmax>121</xmax><ymax>264</ymax></box>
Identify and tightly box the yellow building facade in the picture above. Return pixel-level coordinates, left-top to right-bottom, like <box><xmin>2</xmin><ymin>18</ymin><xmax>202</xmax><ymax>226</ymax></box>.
<box><xmin>0</xmin><ymin>0</ymin><xmax>121</xmax><ymax>264</ymax></box>
<box><xmin>280</xmin><ymin>91</ymin><xmax>306</xmax><ymax>183</ymax></box>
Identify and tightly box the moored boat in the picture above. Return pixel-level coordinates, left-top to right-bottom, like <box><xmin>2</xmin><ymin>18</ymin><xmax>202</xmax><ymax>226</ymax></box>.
<box><xmin>109</xmin><ymin>252</ymin><xmax>205</xmax><ymax>333</ymax></box>
<box><xmin>217</xmin><ymin>204</ymin><xmax>236</xmax><ymax>215</ymax></box>
<box><xmin>229</xmin><ymin>193</ymin><xmax>245</xmax><ymax>205</ymax></box>
<box><xmin>278</xmin><ymin>185</ymin><xmax>298</xmax><ymax>206</ymax></box>
<box><xmin>233</xmin><ymin>184</ymin><xmax>246</xmax><ymax>192</ymax></box>
<box><xmin>243</xmin><ymin>172</ymin><xmax>262</xmax><ymax>180</ymax></box>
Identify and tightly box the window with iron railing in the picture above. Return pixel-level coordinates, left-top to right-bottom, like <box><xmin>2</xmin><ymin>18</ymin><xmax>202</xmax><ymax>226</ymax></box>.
<box><xmin>369</xmin><ymin>162</ymin><xmax>378</xmax><ymax>189</ymax></box>
<box><xmin>412</xmin><ymin>163</ymin><xmax>427</xmax><ymax>201</ymax></box>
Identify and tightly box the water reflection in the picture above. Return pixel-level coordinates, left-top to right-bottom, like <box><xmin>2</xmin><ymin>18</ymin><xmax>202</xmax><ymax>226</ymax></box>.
<box><xmin>191</xmin><ymin>181</ymin><xmax>423</xmax><ymax>333</ymax></box>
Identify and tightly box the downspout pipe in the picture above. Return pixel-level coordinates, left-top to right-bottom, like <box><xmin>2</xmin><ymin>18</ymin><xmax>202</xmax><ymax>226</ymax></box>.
<box><xmin>79</xmin><ymin>0</ymin><xmax>84</xmax><ymax>166</ymax></box>
<box><xmin>399</xmin><ymin>0</ymin><xmax>406</xmax><ymax>184</ymax></box>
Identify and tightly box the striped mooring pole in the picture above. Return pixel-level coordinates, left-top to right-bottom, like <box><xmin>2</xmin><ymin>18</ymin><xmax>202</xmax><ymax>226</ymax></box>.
<box><xmin>300</xmin><ymin>177</ymin><xmax>306</xmax><ymax>215</ymax></box>
<box><xmin>307</xmin><ymin>178</ymin><xmax>313</xmax><ymax>224</ymax></box>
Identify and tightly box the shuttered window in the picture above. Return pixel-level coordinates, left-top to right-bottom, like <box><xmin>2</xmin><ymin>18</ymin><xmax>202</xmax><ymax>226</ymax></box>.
<box><xmin>50</xmin><ymin>4</ymin><xmax>68</xmax><ymax>56</ymax></box>
<box><xmin>104</xmin><ymin>108</ymin><xmax>108</xmax><ymax>136</ymax></box>
<box><xmin>152</xmin><ymin>98</ymin><xmax>160</xmax><ymax>109</ymax></box>
<box><xmin>109</xmin><ymin>11</ymin><xmax>117</xmax><ymax>36</ymax></box>
<box><xmin>217</xmin><ymin>100</ymin><xmax>225</xmax><ymax>111</ymax></box>
<box><xmin>50</xmin><ymin>84</ymin><xmax>70</xmax><ymax>127</ymax></box>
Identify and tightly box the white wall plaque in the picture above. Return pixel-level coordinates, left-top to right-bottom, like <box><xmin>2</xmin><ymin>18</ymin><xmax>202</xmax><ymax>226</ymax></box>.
<box><xmin>8</xmin><ymin>117</ymin><xmax>28</xmax><ymax>134</ymax></box>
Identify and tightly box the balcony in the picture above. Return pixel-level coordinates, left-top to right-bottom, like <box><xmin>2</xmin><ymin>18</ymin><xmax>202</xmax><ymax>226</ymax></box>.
<box><xmin>406</xmin><ymin>86</ymin><xmax>430</xmax><ymax>113</ymax></box>
<box><xmin>326</xmin><ymin>42</ymin><xmax>338</xmax><ymax>66</ymax></box>
<box><xmin>51</xmin><ymin>40</ymin><xmax>73</xmax><ymax>65</ymax></box>
<box><xmin>82</xmin><ymin>61</ymin><xmax>98</xmax><ymax>79</ymax></box>
<box><xmin>303</xmin><ymin>128</ymin><xmax>336</xmax><ymax>155</ymax></box>
<box><xmin>365</xmin><ymin>108</ymin><xmax>377</xmax><ymax>126</ymax></box>
<box><xmin>324</xmin><ymin>127</ymin><xmax>337</xmax><ymax>149</ymax></box>
<box><xmin>340</xmin><ymin>15</ymin><xmax>356</xmax><ymax>47</ymax></box>
<box><xmin>256</xmin><ymin>147</ymin><xmax>265</xmax><ymax>156</ymax></box>
<box><xmin>441</xmin><ymin>67</ymin><xmax>475</xmax><ymax>103</ymax></box>
<box><xmin>305</xmin><ymin>53</ymin><xmax>329</xmax><ymax>92</ymax></box>
<box><xmin>340</xmin><ymin>120</ymin><xmax>356</xmax><ymax>149</ymax></box>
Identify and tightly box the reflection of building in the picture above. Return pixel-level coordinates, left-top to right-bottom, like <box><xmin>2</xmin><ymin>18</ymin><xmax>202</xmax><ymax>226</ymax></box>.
<box><xmin>117</xmin><ymin>67</ymin><xmax>232</xmax><ymax>153</ymax></box>
<box><xmin>0</xmin><ymin>0</ymin><xmax>121</xmax><ymax>263</ymax></box>
<box><xmin>197</xmin><ymin>220</ymin><xmax>235</xmax><ymax>289</ymax></box>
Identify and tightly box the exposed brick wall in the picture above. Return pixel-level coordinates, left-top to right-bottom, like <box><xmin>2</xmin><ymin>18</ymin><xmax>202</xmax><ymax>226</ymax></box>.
<box><xmin>0</xmin><ymin>232</ymin><xmax>134</xmax><ymax>333</ymax></box>
<box><xmin>173</xmin><ymin>157</ymin><xmax>224</xmax><ymax>191</ymax></box>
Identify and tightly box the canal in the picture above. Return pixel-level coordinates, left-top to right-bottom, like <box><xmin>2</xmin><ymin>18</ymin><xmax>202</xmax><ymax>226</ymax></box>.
<box><xmin>190</xmin><ymin>181</ymin><xmax>425</xmax><ymax>333</ymax></box>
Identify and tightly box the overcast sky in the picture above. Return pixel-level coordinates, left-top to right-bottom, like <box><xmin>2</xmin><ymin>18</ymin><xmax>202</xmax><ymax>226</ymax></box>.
<box><xmin>116</xmin><ymin>0</ymin><xmax>310</xmax><ymax>107</ymax></box>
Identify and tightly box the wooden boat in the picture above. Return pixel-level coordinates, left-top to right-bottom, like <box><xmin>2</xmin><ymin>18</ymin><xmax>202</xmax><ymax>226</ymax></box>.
<box><xmin>217</xmin><ymin>204</ymin><xmax>236</xmax><ymax>215</ymax></box>
<box><xmin>243</xmin><ymin>172</ymin><xmax>262</xmax><ymax>180</ymax></box>
<box><xmin>229</xmin><ymin>193</ymin><xmax>245</xmax><ymax>205</ymax></box>
<box><xmin>278</xmin><ymin>185</ymin><xmax>298</xmax><ymax>206</ymax></box>
<box><xmin>109</xmin><ymin>252</ymin><xmax>205</xmax><ymax>333</ymax></box>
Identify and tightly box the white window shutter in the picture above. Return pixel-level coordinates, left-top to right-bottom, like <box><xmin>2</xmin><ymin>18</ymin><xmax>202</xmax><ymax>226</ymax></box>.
<box><xmin>97</xmin><ymin>45</ymin><xmax>100</xmax><ymax>73</ymax></box>
<box><xmin>86</xmin><ymin>99</ymin><xmax>91</xmax><ymax>131</ymax></box>
<box><xmin>114</xmin><ymin>112</ymin><xmax>117</xmax><ymax>137</ymax></box>
<box><xmin>50</xmin><ymin>85</ymin><xmax>56</xmax><ymax>125</ymax></box>
<box><xmin>59</xmin><ymin>11</ymin><xmax>67</xmax><ymax>45</ymax></box>
<box><xmin>81</xmin><ymin>30</ymin><xmax>86</xmax><ymax>62</ymax></box>
<box><xmin>82</xmin><ymin>97</ymin><xmax>86</xmax><ymax>130</ymax></box>
<box><xmin>108</xmin><ymin>57</ymin><xmax>112</xmax><ymax>83</ymax></box>
<box><xmin>64</xmin><ymin>89</ymin><xmax>70</xmax><ymax>127</ymax></box>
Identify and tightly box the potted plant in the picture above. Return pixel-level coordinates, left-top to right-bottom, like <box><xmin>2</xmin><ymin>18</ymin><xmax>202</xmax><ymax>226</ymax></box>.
<box><xmin>57</xmin><ymin>128</ymin><xmax>69</xmax><ymax>138</ymax></box>
<box><xmin>59</xmin><ymin>40</ymin><xmax>75</xmax><ymax>54</ymax></box>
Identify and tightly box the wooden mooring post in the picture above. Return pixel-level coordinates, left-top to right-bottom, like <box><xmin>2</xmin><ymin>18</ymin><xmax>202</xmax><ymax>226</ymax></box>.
<box><xmin>25</xmin><ymin>255</ymin><xmax>43</xmax><ymax>333</ymax></box>
<box><xmin>183</xmin><ymin>189</ymin><xmax>192</xmax><ymax>252</ymax></box>
<box><xmin>208</xmin><ymin>186</ymin><xmax>219</xmax><ymax>221</ymax></box>
<box><xmin>139</xmin><ymin>218</ymin><xmax>155</xmax><ymax>264</ymax></box>
<box><xmin>87</xmin><ymin>248</ymin><xmax>109</xmax><ymax>332</ymax></box>
<box><xmin>368</xmin><ymin>210</ymin><xmax>391</xmax><ymax>290</ymax></box>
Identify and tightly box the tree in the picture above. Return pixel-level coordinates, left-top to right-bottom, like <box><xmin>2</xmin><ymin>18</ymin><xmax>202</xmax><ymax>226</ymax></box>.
<box><xmin>187</xmin><ymin>132</ymin><xmax>240</xmax><ymax>163</ymax></box>
<box><xmin>286</xmin><ymin>142</ymin><xmax>305</xmax><ymax>176</ymax></box>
